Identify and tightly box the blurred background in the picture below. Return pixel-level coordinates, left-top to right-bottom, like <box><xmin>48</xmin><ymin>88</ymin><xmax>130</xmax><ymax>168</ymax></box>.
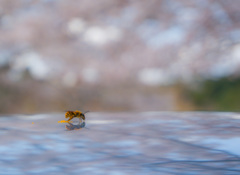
<box><xmin>1</xmin><ymin>0</ymin><xmax>240</xmax><ymax>114</ymax></box>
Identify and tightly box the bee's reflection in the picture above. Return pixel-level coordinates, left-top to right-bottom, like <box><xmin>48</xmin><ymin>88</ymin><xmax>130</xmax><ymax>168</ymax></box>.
<box><xmin>65</xmin><ymin>121</ymin><xmax>85</xmax><ymax>131</ymax></box>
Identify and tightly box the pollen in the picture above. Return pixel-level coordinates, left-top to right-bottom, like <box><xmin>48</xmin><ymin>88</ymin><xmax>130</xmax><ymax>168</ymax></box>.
<box><xmin>58</xmin><ymin>120</ymin><xmax>72</xmax><ymax>123</ymax></box>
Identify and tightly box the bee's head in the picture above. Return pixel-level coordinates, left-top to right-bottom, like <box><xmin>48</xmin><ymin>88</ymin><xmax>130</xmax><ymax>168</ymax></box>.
<box><xmin>81</xmin><ymin>113</ymin><xmax>85</xmax><ymax>120</ymax></box>
<box><xmin>81</xmin><ymin>111</ymin><xmax>89</xmax><ymax>120</ymax></box>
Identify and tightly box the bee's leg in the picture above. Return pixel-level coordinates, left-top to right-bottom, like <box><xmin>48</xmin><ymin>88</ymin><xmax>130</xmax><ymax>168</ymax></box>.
<box><xmin>67</xmin><ymin>116</ymin><xmax>73</xmax><ymax>122</ymax></box>
<box><xmin>78</xmin><ymin>117</ymin><xmax>82</xmax><ymax>124</ymax></box>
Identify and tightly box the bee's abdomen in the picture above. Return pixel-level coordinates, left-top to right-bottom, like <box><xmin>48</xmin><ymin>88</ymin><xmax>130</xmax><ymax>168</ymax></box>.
<box><xmin>65</xmin><ymin>111</ymin><xmax>75</xmax><ymax>118</ymax></box>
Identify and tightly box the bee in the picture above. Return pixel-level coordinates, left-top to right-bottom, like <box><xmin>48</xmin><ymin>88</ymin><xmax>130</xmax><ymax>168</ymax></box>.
<box><xmin>65</xmin><ymin>110</ymin><xmax>88</xmax><ymax>122</ymax></box>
